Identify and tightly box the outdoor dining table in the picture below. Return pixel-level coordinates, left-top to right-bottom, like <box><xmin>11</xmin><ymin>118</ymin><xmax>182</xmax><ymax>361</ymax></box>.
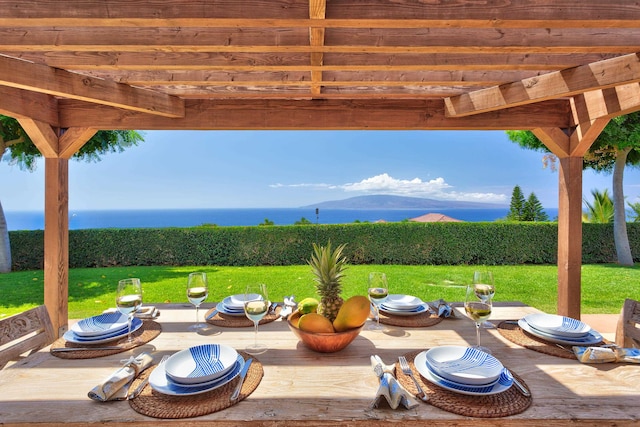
<box><xmin>0</xmin><ymin>302</ymin><xmax>638</xmax><ymax>426</ymax></box>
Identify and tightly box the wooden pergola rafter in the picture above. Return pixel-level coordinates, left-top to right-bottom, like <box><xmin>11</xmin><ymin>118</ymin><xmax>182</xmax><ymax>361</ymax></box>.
<box><xmin>1</xmin><ymin>0</ymin><xmax>640</xmax><ymax>336</ymax></box>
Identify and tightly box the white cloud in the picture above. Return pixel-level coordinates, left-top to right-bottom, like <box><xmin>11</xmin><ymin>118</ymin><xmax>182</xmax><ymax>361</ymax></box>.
<box><xmin>271</xmin><ymin>173</ymin><xmax>508</xmax><ymax>203</ymax></box>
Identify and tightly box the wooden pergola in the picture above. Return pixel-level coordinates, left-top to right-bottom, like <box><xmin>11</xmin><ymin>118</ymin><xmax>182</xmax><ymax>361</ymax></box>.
<box><xmin>1</xmin><ymin>1</ymin><xmax>640</xmax><ymax>337</ymax></box>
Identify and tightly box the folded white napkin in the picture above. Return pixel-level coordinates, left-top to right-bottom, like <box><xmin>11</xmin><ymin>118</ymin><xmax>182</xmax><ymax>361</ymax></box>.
<box><xmin>573</xmin><ymin>346</ymin><xmax>640</xmax><ymax>364</ymax></box>
<box><xmin>88</xmin><ymin>353</ymin><xmax>154</xmax><ymax>402</ymax></box>
<box><xmin>430</xmin><ymin>299</ymin><xmax>454</xmax><ymax>318</ymax></box>
<box><xmin>369</xmin><ymin>355</ymin><xmax>419</xmax><ymax>410</ymax></box>
<box><xmin>102</xmin><ymin>306</ymin><xmax>159</xmax><ymax>319</ymax></box>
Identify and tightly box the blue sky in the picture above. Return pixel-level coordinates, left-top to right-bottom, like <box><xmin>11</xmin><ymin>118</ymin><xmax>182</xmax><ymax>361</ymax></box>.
<box><xmin>1</xmin><ymin>130</ymin><xmax>639</xmax><ymax>211</ymax></box>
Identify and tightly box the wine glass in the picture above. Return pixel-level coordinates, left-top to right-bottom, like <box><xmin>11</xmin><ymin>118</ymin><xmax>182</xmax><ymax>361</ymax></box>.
<box><xmin>473</xmin><ymin>271</ymin><xmax>495</xmax><ymax>329</ymax></box>
<box><xmin>243</xmin><ymin>283</ymin><xmax>269</xmax><ymax>355</ymax></box>
<box><xmin>367</xmin><ymin>272</ymin><xmax>389</xmax><ymax>331</ymax></box>
<box><xmin>465</xmin><ymin>279</ymin><xmax>494</xmax><ymax>353</ymax></box>
<box><xmin>116</xmin><ymin>278</ymin><xmax>143</xmax><ymax>343</ymax></box>
<box><xmin>187</xmin><ymin>272</ymin><xmax>209</xmax><ymax>332</ymax></box>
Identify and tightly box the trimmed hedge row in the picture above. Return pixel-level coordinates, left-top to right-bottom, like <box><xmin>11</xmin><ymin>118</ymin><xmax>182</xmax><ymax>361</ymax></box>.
<box><xmin>9</xmin><ymin>222</ymin><xmax>640</xmax><ymax>271</ymax></box>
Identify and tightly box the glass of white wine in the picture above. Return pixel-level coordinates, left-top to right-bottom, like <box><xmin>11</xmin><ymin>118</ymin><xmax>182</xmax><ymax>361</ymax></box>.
<box><xmin>465</xmin><ymin>279</ymin><xmax>494</xmax><ymax>353</ymax></box>
<box><xmin>367</xmin><ymin>272</ymin><xmax>389</xmax><ymax>331</ymax></box>
<box><xmin>116</xmin><ymin>278</ymin><xmax>143</xmax><ymax>343</ymax></box>
<box><xmin>244</xmin><ymin>283</ymin><xmax>269</xmax><ymax>355</ymax></box>
<box><xmin>187</xmin><ymin>272</ymin><xmax>209</xmax><ymax>332</ymax></box>
<box><xmin>473</xmin><ymin>270</ymin><xmax>496</xmax><ymax>329</ymax></box>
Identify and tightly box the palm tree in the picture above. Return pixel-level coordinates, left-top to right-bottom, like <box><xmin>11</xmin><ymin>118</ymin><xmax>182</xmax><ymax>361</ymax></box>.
<box><xmin>627</xmin><ymin>201</ymin><xmax>640</xmax><ymax>222</ymax></box>
<box><xmin>582</xmin><ymin>189</ymin><xmax>614</xmax><ymax>223</ymax></box>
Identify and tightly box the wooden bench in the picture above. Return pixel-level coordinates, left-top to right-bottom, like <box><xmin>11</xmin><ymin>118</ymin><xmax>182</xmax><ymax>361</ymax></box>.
<box><xmin>615</xmin><ymin>298</ymin><xmax>640</xmax><ymax>348</ymax></box>
<box><xmin>0</xmin><ymin>305</ymin><xmax>56</xmax><ymax>369</ymax></box>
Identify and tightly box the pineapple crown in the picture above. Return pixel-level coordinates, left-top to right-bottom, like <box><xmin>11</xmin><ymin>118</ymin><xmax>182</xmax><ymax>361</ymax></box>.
<box><xmin>308</xmin><ymin>241</ymin><xmax>348</xmax><ymax>288</ymax></box>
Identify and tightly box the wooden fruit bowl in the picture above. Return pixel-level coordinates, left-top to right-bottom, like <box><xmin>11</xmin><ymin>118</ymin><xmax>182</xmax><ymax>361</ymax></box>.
<box><xmin>287</xmin><ymin>310</ymin><xmax>364</xmax><ymax>353</ymax></box>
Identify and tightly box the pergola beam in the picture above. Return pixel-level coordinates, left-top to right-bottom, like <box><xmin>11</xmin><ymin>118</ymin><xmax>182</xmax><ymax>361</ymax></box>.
<box><xmin>0</xmin><ymin>55</ymin><xmax>185</xmax><ymax>118</ymax></box>
<box><xmin>445</xmin><ymin>52</ymin><xmax>640</xmax><ymax>117</ymax></box>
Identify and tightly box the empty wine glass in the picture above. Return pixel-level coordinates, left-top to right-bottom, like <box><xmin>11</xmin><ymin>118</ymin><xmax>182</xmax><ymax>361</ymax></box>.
<box><xmin>187</xmin><ymin>272</ymin><xmax>209</xmax><ymax>332</ymax></box>
<box><xmin>243</xmin><ymin>283</ymin><xmax>269</xmax><ymax>355</ymax></box>
<box><xmin>367</xmin><ymin>272</ymin><xmax>389</xmax><ymax>331</ymax></box>
<box><xmin>116</xmin><ymin>278</ymin><xmax>142</xmax><ymax>343</ymax></box>
<box><xmin>465</xmin><ymin>278</ymin><xmax>494</xmax><ymax>353</ymax></box>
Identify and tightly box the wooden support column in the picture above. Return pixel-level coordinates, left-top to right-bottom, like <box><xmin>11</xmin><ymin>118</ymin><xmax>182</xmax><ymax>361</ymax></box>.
<box><xmin>533</xmin><ymin>117</ymin><xmax>609</xmax><ymax>319</ymax></box>
<box><xmin>44</xmin><ymin>158</ymin><xmax>69</xmax><ymax>336</ymax></box>
<box><xmin>17</xmin><ymin>118</ymin><xmax>96</xmax><ymax>336</ymax></box>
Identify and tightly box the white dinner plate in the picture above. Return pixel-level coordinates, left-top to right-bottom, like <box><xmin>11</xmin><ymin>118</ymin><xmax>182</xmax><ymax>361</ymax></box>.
<box><xmin>63</xmin><ymin>317</ymin><xmax>143</xmax><ymax>344</ymax></box>
<box><xmin>164</xmin><ymin>344</ymin><xmax>238</xmax><ymax>385</ymax></box>
<box><xmin>223</xmin><ymin>294</ymin><xmax>262</xmax><ymax>310</ymax></box>
<box><xmin>71</xmin><ymin>312</ymin><xmax>129</xmax><ymax>337</ymax></box>
<box><xmin>424</xmin><ymin>345</ymin><xmax>503</xmax><ymax>385</ymax></box>
<box><xmin>382</xmin><ymin>294</ymin><xmax>424</xmax><ymax>310</ymax></box>
<box><xmin>216</xmin><ymin>301</ymin><xmax>247</xmax><ymax>317</ymax></box>
<box><xmin>380</xmin><ymin>303</ymin><xmax>430</xmax><ymax>317</ymax></box>
<box><xmin>518</xmin><ymin>318</ymin><xmax>603</xmax><ymax>345</ymax></box>
<box><xmin>150</xmin><ymin>354</ymin><xmax>244</xmax><ymax>396</ymax></box>
<box><xmin>415</xmin><ymin>351</ymin><xmax>513</xmax><ymax>396</ymax></box>
<box><xmin>523</xmin><ymin>313</ymin><xmax>591</xmax><ymax>338</ymax></box>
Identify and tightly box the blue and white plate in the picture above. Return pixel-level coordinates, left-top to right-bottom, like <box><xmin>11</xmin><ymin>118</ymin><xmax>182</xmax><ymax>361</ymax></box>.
<box><xmin>382</xmin><ymin>294</ymin><xmax>424</xmax><ymax>310</ymax></box>
<box><xmin>63</xmin><ymin>317</ymin><xmax>143</xmax><ymax>344</ymax></box>
<box><xmin>424</xmin><ymin>345</ymin><xmax>503</xmax><ymax>385</ymax></box>
<box><xmin>71</xmin><ymin>312</ymin><xmax>129</xmax><ymax>337</ymax></box>
<box><xmin>215</xmin><ymin>301</ymin><xmax>247</xmax><ymax>317</ymax></box>
<box><xmin>518</xmin><ymin>318</ymin><xmax>603</xmax><ymax>346</ymax></box>
<box><xmin>223</xmin><ymin>294</ymin><xmax>262</xmax><ymax>310</ymax></box>
<box><xmin>150</xmin><ymin>354</ymin><xmax>244</xmax><ymax>396</ymax></box>
<box><xmin>380</xmin><ymin>303</ymin><xmax>430</xmax><ymax>317</ymax></box>
<box><xmin>523</xmin><ymin>313</ymin><xmax>591</xmax><ymax>338</ymax></box>
<box><xmin>416</xmin><ymin>351</ymin><xmax>513</xmax><ymax>396</ymax></box>
<box><xmin>164</xmin><ymin>344</ymin><xmax>238</xmax><ymax>385</ymax></box>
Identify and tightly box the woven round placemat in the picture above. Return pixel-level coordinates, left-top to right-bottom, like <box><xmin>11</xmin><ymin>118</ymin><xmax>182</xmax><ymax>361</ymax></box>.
<box><xmin>129</xmin><ymin>351</ymin><xmax>264</xmax><ymax>419</ymax></box>
<box><xmin>50</xmin><ymin>320</ymin><xmax>162</xmax><ymax>359</ymax></box>
<box><xmin>496</xmin><ymin>321</ymin><xmax>579</xmax><ymax>360</ymax></box>
<box><xmin>395</xmin><ymin>349</ymin><xmax>532</xmax><ymax>418</ymax></box>
<box><xmin>378</xmin><ymin>310</ymin><xmax>444</xmax><ymax>328</ymax></box>
<box><xmin>204</xmin><ymin>304</ymin><xmax>281</xmax><ymax>328</ymax></box>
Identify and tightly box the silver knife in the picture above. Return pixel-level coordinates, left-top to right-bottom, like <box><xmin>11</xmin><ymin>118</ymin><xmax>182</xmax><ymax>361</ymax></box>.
<box><xmin>51</xmin><ymin>346</ymin><xmax>122</xmax><ymax>353</ymax></box>
<box><xmin>230</xmin><ymin>358</ymin><xmax>253</xmax><ymax>401</ymax></box>
<box><xmin>510</xmin><ymin>372</ymin><xmax>531</xmax><ymax>397</ymax></box>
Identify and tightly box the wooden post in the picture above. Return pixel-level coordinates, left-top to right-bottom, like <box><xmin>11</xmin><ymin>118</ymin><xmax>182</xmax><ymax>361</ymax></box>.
<box><xmin>534</xmin><ymin>117</ymin><xmax>608</xmax><ymax>320</ymax></box>
<box><xmin>557</xmin><ymin>156</ymin><xmax>583</xmax><ymax>319</ymax></box>
<box><xmin>44</xmin><ymin>158</ymin><xmax>69</xmax><ymax>336</ymax></box>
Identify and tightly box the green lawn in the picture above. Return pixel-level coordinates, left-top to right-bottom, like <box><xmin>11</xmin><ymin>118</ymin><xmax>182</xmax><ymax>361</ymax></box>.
<box><xmin>1</xmin><ymin>264</ymin><xmax>638</xmax><ymax>319</ymax></box>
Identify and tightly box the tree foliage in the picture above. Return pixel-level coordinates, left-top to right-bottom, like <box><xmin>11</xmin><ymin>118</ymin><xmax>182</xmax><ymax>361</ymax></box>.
<box><xmin>507</xmin><ymin>186</ymin><xmax>548</xmax><ymax>221</ymax></box>
<box><xmin>582</xmin><ymin>189</ymin><xmax>614</xmax><ymax>223</ymax></box>
<box><xmin>506</xmin><ymin>112</ymin><xmax>640</xmax><ymax>266</ymax></box>
<box><xmin>0</xmin><ymin>114</ymin><xmax>144</xmax><ymax>273</ymax></box>
<box><xmin>507</xmin><ymin>185</ymin><xmax>525</xmax><ymax>220</ymax></box>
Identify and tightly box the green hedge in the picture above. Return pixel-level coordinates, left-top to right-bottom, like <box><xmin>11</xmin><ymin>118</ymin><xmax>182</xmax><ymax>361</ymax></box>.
<box><xmin>8</xmin><ymin>222</ymin><xmax>640</xmax><ymax>271</ymax></box>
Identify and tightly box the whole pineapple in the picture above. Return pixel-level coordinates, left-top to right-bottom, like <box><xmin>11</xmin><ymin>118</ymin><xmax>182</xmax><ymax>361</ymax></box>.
<box><xmin>308</xmin><ymin>241</ymin><xmax>348</xmax><ymax>323</ymax></box>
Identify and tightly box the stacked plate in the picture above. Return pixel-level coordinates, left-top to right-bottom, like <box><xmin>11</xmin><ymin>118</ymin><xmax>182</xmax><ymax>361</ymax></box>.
<box><xmin>215</xmin><ymin>294</ymin><xmax>262</xmax><ymax>316</ymax></box>
<box><xmin>414</xmin><ymin>345</ymin><xmax>513</xmax><ymax>395</ymax></box>
<box><xmin>149</xmin><ymin>344</ymin><xmax>245</xmax><ymax>396</ymax></box>
<box><xmin>379</xmin><ymin>294</ymin><xmax>430</xmax><ymax>316</ymax></box>
<box><xmin>518</xmin><ymin>313</ymin><xmax>602</xmax><ymax>345</ymax></box>
<box><xmin>63</xmin><ymin>312</ymin><xmax>143</xmax><ymax>344</ymax></box>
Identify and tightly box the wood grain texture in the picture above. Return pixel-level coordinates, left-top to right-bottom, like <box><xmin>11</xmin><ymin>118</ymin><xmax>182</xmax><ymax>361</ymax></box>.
<box><xmin>0</xmin><ymin>304</ymin><xmax>638</xmax><ymax>426</ymax></box>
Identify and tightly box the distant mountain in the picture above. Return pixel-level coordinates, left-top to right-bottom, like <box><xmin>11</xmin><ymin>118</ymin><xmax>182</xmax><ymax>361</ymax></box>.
<box><xmin>301</xmin><ymin>195</ymin><xmax>507</xmax><ymax>209</ymax></box>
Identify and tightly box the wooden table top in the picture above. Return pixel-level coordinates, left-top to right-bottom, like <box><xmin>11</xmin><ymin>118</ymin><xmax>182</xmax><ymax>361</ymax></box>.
<box><xmin>1</xmin><ymin>302</ymin><xmax>638</xmax><ymax>426</ymax></box>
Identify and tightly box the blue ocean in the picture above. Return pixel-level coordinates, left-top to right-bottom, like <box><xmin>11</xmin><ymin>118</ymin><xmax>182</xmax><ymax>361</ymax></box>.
<box><xmin>4</xmin><ymin>207</ymin><xmax>559</xmax><ymax>231</ymax></box>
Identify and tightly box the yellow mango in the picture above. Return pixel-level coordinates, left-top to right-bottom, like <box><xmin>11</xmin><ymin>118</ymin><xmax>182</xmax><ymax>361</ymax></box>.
<box><xmin>298</xmin><ymin>313</ymin><xmax>335</xmax><ymax>333</ymax></box>
<box><xmin>332</xmin><ymin>295</ymin><xmax>371</xmax><ymax>332</ymax></box>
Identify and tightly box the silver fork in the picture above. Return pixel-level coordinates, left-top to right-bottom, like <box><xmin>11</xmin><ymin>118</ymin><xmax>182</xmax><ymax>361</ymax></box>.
<box><xmin>126</xmin><ymin>355</ymin><xmax>168</xmax><ymax>400</ymax></box>
<box><xmin>398</xmin><ymin>356</ymin><xmax>428</xmax><ymax>402</ymax></box>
